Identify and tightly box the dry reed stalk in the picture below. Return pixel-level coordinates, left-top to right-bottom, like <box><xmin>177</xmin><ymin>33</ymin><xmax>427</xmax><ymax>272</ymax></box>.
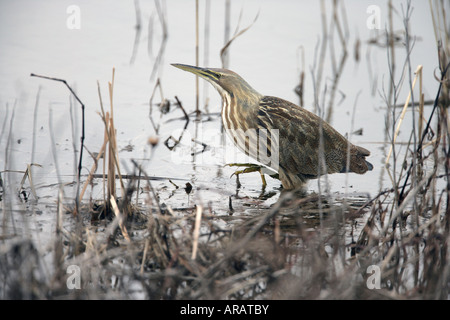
<box><xmin>102</xmin><ymin>112</ymin><xmax>110</xmax><ymax>205</ymax></box>
<box><xmin>220</xmin><ymin>11</ymin><xmax>259</xmax><ymax>69</ymax></box>
<box><xmin>53</xmin><ymin>188</ymin><xmax>65</xmax><ymax>280</ymax></box>
<box><xmin>129</xmin><ymin>0</ymin><xmax>142</xmax><ymax>65</ymax></box>
<box><xmin>325</xmin><ymin>0</ymin><xmax>348</xmax><ymax>123</ymax></box>
<box><xmin>30</xmin><ymin>87</ymin><xmax>41</xmax><ymax>182</ymax></box>
<box><xmin>105</xmin><ymin>118</ymin><xmax>125</xmax><ymax>200</ymax></box>
<box><xmin>195</xmin><ymin>0</ymin><xmax>200</xmax><ymax>116</ymax></box>
<box><xmin>223</xmin><ymin>0</ymin><xmax>231</xmax><ymax>69</ymax></box>
<box><xmin>387</xmin><ymin>0</ymin><xmax>396</xmax><ymax>104</ymax></box>
<box><xmin>108</xmin><ymin>72</ymin><xmax>116</xmax><ymax>202</ymax></box>
<box><xmin>385</xmin><ymin>65</ymin><xmax>423</xmax><ymax>164</ymax></box>
<box><xmin>96</xmin><ymin>79</ymin><xmax>108</xmax><ymax>205</ymax></box>
<box><xmin>108</xmin><ymin>69</ymin><xmax>125</xmax><ymax>198</ymax></box>
<box><xmin>18</xmin><ymin>163</ymin><xmax>41</xmax><ymax>200</ymax></box>
<box><xmin>191</xmin><ymin>205</ymin><xmax>203</xmax><ymax>260</ymax></box>
<box><xmin>150</xmin><ymin>0</ymin><xmax>168</xmax><ymax>80</ymax></box>
<box><xmin>203</xmin><ymin>0</ymin><xmax>211</xmax><ymax>112</ymax></box>
<box><xmin>140</xmin><ymin>238</ymin><xmax>150</xmax><ymax>274</ymax></box>
<box><xmin>313</xmin><ymin>0</ymin><xmax>328</xmax><ymax>115</ymax></box>
<box><xmin>107</xmin><ymin>117</ymin><xmax>116</xmax><ymax>203</ymax></box>
<box><xmin>295</xmin><ymin>46</ymin><xmax>305</xmax><ymax>108</ymax></box>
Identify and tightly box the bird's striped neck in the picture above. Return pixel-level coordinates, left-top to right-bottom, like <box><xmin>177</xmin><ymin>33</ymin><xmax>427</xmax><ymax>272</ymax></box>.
<box><xmin>216</xmin><ymin>85</ymin><xmax>262</xmax><ymax>132</ymax></box>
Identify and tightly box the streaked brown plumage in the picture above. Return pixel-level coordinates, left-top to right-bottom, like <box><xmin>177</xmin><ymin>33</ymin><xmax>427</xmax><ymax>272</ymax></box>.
<box><xmin>172</xmin><ymin>63</ymin><xmax>373</xmax><ymax>189</ymax></box>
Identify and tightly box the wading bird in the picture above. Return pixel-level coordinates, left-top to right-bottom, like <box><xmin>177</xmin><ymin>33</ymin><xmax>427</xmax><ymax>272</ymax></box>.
<box><xmin>173</xmin><ymin>64</ymin><xmax>373</xmax><ymax>190</ymax></box>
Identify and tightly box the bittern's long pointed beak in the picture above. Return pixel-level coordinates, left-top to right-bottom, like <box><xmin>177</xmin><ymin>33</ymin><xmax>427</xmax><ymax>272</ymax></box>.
<box><xmin>172</xmin><ymin>63</ymin><xmax>221</xmax><ymax>83</ymax></box>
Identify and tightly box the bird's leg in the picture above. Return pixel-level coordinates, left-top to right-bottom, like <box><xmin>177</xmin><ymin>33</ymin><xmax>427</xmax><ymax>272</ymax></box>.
<box><xmin>230</xmin><ymin>163</ymin><xmax>267</xmax><ymax>189</ymax></box>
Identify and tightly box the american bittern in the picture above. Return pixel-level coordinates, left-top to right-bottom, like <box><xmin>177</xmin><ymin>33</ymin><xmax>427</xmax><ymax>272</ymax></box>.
<box><xmin>172</xmin><ymin>64</ymin><xmax>373</xmax><ymax>190</ymax></box>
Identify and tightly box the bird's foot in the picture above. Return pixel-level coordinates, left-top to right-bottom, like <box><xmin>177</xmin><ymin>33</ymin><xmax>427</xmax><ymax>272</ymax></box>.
<box><xmin>225</xmin><ymin>163</ymin><xmax>279</xmax><ymax>189</ymax></box>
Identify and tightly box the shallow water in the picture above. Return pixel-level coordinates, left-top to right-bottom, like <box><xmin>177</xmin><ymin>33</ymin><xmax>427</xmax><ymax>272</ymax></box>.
<box><xmin>0</xmin><ymin>1</ymin><xmax>445</xmax><ymax>245</ymax></box>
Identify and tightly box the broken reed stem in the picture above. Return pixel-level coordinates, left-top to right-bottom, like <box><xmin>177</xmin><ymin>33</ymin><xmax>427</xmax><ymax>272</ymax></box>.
<box><xmin>108</xmin><ymin>71</ymin><xmax>116</xmax><ymax>203</ymax></box>
<box><xmin>81</xmin><ymin>70</ymin><xmax>126</xmax><ymax>209</ymax></box>
<box><xmin>174</xmin><ymin>96</ymin><xmax>189</xmax><ymax>122</ymax></box>
<box><xmin>19</xmin><ymin>163</ymin><xmax>41</xmax><ymax>200</ymax></box>
<box><xmin>30</xmin><ymin>73</ymin><xmax>85</xmax><ymax>215</ymax></box>
<box><xmin>104</xmin><ymin>110</ymin><xmax>125</xmax><ymax>199</ymax></box>
<box><xmin>78</xmin><ymin>137</ymin><xmax>107</xmax><ymax>202</ymax></box>
<box><xmin>385</xmin><ymin>65</ymin><xmax>423</xmax><ymax>165</ymax></box>
<box><xmin>110</xmin><ymin>195</ymin><xmax>131</xmax><ymax>242</ymax></box>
